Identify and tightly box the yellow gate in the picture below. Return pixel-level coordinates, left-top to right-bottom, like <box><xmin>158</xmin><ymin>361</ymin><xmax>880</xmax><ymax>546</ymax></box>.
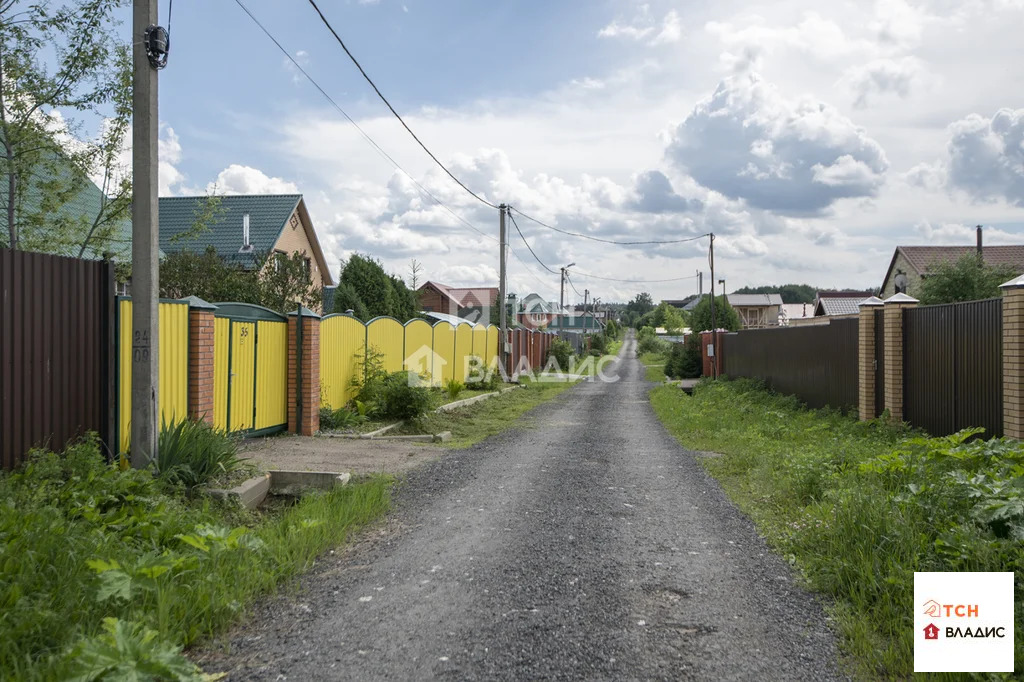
<box><xmin>213</xmin><ymin>303</ymin><xmax>289</xmax><ymax>436</ymax></box>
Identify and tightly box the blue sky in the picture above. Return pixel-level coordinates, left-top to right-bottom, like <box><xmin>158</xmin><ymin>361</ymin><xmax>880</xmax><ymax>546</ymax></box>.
<box><xmin>132</xmin><ymin>0</ymin><xmax>1024</xmax><ymax>303</ymax></box>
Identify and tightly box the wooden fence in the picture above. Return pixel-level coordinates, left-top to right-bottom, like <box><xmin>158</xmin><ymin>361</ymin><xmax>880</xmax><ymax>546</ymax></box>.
<box><xmin>1</xmin><ymin>249</ymin><xmax>115</xmax><ymax>469</ymax></box>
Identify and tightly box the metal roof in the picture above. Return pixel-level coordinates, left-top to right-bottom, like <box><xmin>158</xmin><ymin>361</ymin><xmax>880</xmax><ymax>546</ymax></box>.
<box><xmin>727</xmin><ymin>293</ymin><xmax>783</xmax><ymax>307</ymax></box>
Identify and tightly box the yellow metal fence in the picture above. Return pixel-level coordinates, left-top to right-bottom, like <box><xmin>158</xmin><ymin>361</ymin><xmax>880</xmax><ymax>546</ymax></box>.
<box><xmin>319</xmin><ymin>315</ymin><xmax>500</xmax><ymax>410</ymax></box>
<box><xmin>117</xmin><ymin>300</ymin><xmax>190</xmax><ymax>453</ymax></box>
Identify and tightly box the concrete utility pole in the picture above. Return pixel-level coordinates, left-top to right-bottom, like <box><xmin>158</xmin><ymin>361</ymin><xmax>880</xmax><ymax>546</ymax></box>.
<box><xmin>130</xmin><ymin>0</ymin><xmax>162</xmax><ymax>467</ymax></box>
<box><xmin>697</xmin><ymin>270</ymin><xmax>703</xmax><ymax>296</ymax></box>
<box><xmin>498</xmin><ymin>205</ymin><xmax>507</xmax><ymax>371</ymax></box>
<box><xmin>583</xmin><ymin>288</ymin><xmax>589</xmax><ymax>329</ymax></box>
<box><xmin>709</xmin><ymin>233</ymin><xmax>717</xmax><ymax>379</ymax></box>
<box><xmin>559</xmin><ymin>262</ymin><xmax>575</xmax><ymax>319</ymax></box>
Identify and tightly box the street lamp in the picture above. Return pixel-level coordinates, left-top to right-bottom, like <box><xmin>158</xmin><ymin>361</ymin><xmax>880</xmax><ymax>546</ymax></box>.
<box><xmin>559</xmin><ymin>262</ymin><xmax>576</xmax><ymax>314</ymax></box>
<box><xmin>718</xmin><ymin>278</ymin><xmax>726</xmax><ymax>296</ymax></box>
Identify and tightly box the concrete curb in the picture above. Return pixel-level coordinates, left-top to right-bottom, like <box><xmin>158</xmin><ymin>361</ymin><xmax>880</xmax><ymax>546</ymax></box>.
<box><xmin>208</xmin><ymin>474</ymin><xmax>271</xmax><ymax>510</ymax></box>
<box><xmin>268</xmin><ymin>470</ymin><xmax>352</xmax><ymax>497</ymax></box>
<box><xmin>437</xmin><ymin>385</ymin><xmax>521</xmax><ymax>412</ymax></box>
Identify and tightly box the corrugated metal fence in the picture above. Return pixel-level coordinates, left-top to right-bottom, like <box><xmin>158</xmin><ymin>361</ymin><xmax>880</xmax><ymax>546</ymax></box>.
<box><xmin>1</xmin><ymin>248</ymin><xmax>115</xmax><ymax>469</ymax></box>
<box><xmin>722</xmin><ymin>318</ymin><xmax>860</xmax><ymax>412</ymax></box>
<box><xmin>904</xmin><ymin>298</ymin><xmax>1002</xmax><ymax>437</ymax></box>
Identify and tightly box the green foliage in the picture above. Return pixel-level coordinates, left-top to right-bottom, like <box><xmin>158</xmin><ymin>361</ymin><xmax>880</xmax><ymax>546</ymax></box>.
<box><xmin>650</xmin><ymin>379</ymin><xmax>1024</xmax><ymax>677</ymax></box>
<box><xmin>663</xmin><ymin>342</ymin><xmax>687</xmax><ymax>379</ymax></box>
<box><xmin>589</xmin><ymin>333</ymin><xmax>608</xmax><ymax>355</ymax></box>
<box><xmin>0</xmin><ymin>435</ymin><xmax>390</xmax><ymax>681</ymax></box>
<box><xmin>0</xmin><ymin>1</ymin><xmax>132</xmax><ymax>255</ymax></box>
<box><xmin>330</xmin><ymin>281</ymin><xmax>370</xmax><ymax>320</ymax></box>
<box><xmin>318</xmin><ymin>406</ymin><xmax>365</xmax><ymax>431</ymax></box>
<box><xmin>154</xmin><ymin>419</ymin><xmax>244</xmax><ymax>491</ymax></box>
<box><xmin>733</xmin><ymin>284</ymin><xmax>818</xmax><ymax>304</ymax></box>
<box><xmin>636</xmin><ymin>326</ymin><xmax>668</xmax><ymax>355</ymax></box>
<box><xmin>255</xmin><ymin>250</ymin><xmax>323</xmax><ymax>313</ymax></box>
<box><xmin>626</xmin><ymin>291</ymin><xmax>655</xmax><ymax>316</ymax></box>
<box><xmin>604</xmin><ymin>319</ymin><xmax>620</xmax><ymax>340</ymax></box>
<box><xmin>336</xmin><ymin>253</ymin><xmax>419</xmax><ymax>322</ymax></box>
<box><xmin>546</xmin><ymin>338</ymin><xmax>574</xmax><ymax>369</ymax></box>
<box><xmin>62</xmin><ymin>617</ymin><xmax>208</xmax><ymax>681</ymax></box>
<box><xmin>688</xmin><ymin>294</ymin><xmax>742</xmax><ymax>332</ymax></box>
<box><xmin>350</xmin><ymin>348</ymin><xmax>431</xmax><ymax>420</ymax></box>
<box><xmin>918</xmin><ymin>253</ymin><xmax>1019</xmax><ymax>305</ymax></box>
<box><xmin>445</xmin><ymin>378</ymin><xmax>464</xmax><ymax>400</ymax></box>
<box><xmin>678</xmin><ymin>333</ymin><xmax>703</xmax><ymax>378</ymax></box>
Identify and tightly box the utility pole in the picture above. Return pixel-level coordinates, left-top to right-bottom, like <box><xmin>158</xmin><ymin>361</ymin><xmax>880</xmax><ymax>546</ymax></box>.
<box><xmin>498</xmin><ymin>205</ymin><xmax>507</xmax><ymax>372</ymax></box>
<box><xmin>130</xmin><ymin>0</ymin><xmax>165</xmax><ymax>468</ymax></box>
<box><xmin>709</xmin><ymin>233</ymin><xmax>717</xmax><ymax>379</ymax></box>
<box><xmin>559</xmin><ymin>262</ymin><xmax>576</xmax><ymax>320</ymax></box>
<box><xmin>583</xmin><ymin>288</ymin><xmax>589</xmax><ymax>329</ymax></box>
<box><xmin>697</xmin><ymin>270</ymin><xmax>703</xmax><ymax>296</ymax></box>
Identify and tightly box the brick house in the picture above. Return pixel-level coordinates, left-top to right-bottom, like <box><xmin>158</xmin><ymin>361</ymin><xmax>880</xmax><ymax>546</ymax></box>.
<box><xmin>417</xmin><ymin>281</ymin><xmax>498</xmax><ymax>323</ymax></box>
<box><xmin>880</xmin><ymin>245</ymin><xmax>1024</xmax><ymax>298</ymax></box>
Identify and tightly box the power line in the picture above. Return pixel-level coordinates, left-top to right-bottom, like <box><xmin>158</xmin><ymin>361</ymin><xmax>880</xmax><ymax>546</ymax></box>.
<box><xmin>565</xmin><ymin>273</ymin><xmax>584</xmax><ymax>298</ymax></box>
<box><xmin>570</xmin><ymin>270</ymin><xmax>702</xmax><ymax>284</ymax></box>
<box><xmin>508</xmin><ymin>205</ymin><xmax>710</xmax><ymax>246</ymax></box>
<box><xmin>232</xmin><ymin>0</ymin><xmax>497</xmax><ymax>245</ymax></box>
<box><xmin>305</xmin><ymin>0</ymin><xmax>499</xmax><ymax>210</ymax></box>
<box><xmin>508</xmin><ymin>210</ymin><xmax>558</xmax><ymax>274</ymax></box>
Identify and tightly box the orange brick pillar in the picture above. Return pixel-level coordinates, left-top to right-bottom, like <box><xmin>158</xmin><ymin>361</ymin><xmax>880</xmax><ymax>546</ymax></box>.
<box><xmin>186</xmin><ymin>296</ymin><xmax>217</xmax><ymax>425</ymax></box>
<box><xmin>700</xmin><ymin>331</ymin><xmax>724</xmax><ymax>378</ymax></box>
<box><xmin>288</xmin><ymin>307</ymin><xmax>321</xmax><ymax>436</ymax></box>
<box><xmin>1000</xmin><ymin>276</ymin><xmax>1024</xmax><ymax>439</ymax></box>
<box><xmin>857</xmin><ymin>296</ymin><xmax>884</xmax><ymax>421</ymax></box>
<box><xmin>882</xmin><ymin>293</ymin><xmax>918</xmax><ymax>423</ymax></box>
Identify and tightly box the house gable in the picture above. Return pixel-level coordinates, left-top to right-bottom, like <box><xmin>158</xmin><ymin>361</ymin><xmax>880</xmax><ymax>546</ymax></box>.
<box><xmin>270</xmin><ymin>199</ymin><xmax>334</xmax><ymax>287</ymax></box>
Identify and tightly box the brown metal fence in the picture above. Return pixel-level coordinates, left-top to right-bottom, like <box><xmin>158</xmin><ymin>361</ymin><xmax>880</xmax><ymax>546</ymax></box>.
<box><xmin>0</xmin><ymin>248</ymin><xmax>115</xmax><ymax>470</ymax></box>
<box><xmin>721</xmin><ymin>318</ymin><xmax>860</xmax><ymax>412</ymax></box>
<box><xmin>904</xmin><ymin>298</ymin><xmax>1002</xmax><ymax>437</ymax></box>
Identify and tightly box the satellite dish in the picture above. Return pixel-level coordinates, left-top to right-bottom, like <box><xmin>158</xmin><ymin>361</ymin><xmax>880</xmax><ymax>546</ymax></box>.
<box><xmin>894</xmin><ymin>272</ymin><xmax>909</xmax><ymax>294</ymax></box>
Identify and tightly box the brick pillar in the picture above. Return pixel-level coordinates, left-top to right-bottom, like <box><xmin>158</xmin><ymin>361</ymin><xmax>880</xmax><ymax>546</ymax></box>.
<box><xmin>858</xmin><ymin>297</ymin><xmax>884</xmax><ymax>421</ymax></box>
<box><xmin>186</xmin><ymin>297</ymin><xmax>217</xmax><ymax>425</ymax></box>
<box><xmin>700</xmin><ymin>331</ymin><xmax>724</xmax><ymax>377</ymax></box>
<box><xmin>882</xmin><ymin>293</ymin><xmax>918</xmax><ymax>423</ymax></box>
<box><xmin>1000</xmin><ymin>277</ymin><xmax>1024</xmax><ymax>439</ymax></box>
<box><xmin>288</xmin><ymin>308</ymin><xmax>321</xmax><ymax>436</ymax></box>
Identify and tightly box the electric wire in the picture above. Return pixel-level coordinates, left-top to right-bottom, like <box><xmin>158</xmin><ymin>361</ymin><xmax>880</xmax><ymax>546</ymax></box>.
<box><xmin>507</xmin><ymin>210</ymin><xmax>559</xmax><ymax>274</ymax></box>
<box><xmin>570</xmin><ymin>270</ymin><xmax>702</xmax><ymax>284</ymax></box>
<box><xmin>232</xmin><ymin>0</ymin><xmax>498</xmax><ymax>245</ymax></box>
<box><xmin>508</xmin><ymin>205</ymin><xmax>710</xmax><ymax>246</ymax></box>
<box><xmin>305</xmin><ymin>0</ymin><xmax>500</xmax><ymax>210</ymax></box>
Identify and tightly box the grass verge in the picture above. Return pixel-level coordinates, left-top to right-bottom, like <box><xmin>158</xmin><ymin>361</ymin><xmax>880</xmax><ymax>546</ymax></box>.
<box><xmin>639</xmin><ymin>351</ymin><xmax>667</xmax><ymax>382</ymax></box>
<box><xmin>392</xmin><ymin>376</ymin><xmax>578</xmax><ymax>448</ymax></box>
<box><xmin>0</xmin><ymin>437</ymin><xmax>390</xmax><ymax>681</ymax></box>
<box><xmin>649</xmin><ymin>379</ymin><xmax>1023</xmax><ymax>679</ymax></box>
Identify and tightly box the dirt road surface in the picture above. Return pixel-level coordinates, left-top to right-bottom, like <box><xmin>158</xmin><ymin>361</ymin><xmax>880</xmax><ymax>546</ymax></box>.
<box><xmin>200</xmin><ymin>339</ymin><xmax>842</xmax><ymax>680</ymax></box>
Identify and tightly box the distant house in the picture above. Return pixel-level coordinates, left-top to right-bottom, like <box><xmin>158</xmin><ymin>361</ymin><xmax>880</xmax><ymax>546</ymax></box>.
<box><xmin>159</xmin><ymin>194</ymin><xmax>334</xmax><ymax>307</ymax></box>
<box><xmin>780</xmin><ymin>303</ymin><xmax>814</xmax><ymax>326</ymax></box>
<box><xmin>417</xmin><ymin>281</ymin><xmax>498</xmax><ymax>323</ymax></box>
<box><xmin>727</xmin><ymin>293</ymin><xmax>783</xmax><ymax>329</ymax></box>
<box><xmin>880</xmin><ymin>245</ymin><xmax>1024</xmax><ymax>298</ymax></box>
<box><xmin>517</xmin><ymin>293</ymin><xmax>559</xmax><ymax>329</ymax></box>
<box><xmin>663</xmin><ymin>294</ymin><xmax>707</xmax><ymax>312</ymax></box>
<box><xmin>812</xmin><ymin>291</ymin><xmax>875</xmax><ymax>318</ymax></box>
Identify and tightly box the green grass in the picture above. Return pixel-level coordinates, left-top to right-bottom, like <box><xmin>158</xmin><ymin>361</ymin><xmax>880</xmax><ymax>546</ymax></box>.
<box><xmin>649</xmin><ymin>379</ymin><xmax>1024</xmax><ymax>680</ymax></box>
<box><xmin>392</xmin><ymin>377</ymin><xmax>577</xmax><ymax>448</ymax></box>
<box><xmin>0</xmin><ymin>437</ymin><xmax>390</xmax><ymax>680</ymax></box>
<box><xmin>607</xmin><ymin>339</ymin><xmax>623</xmax><ymax>356</ymax></box>
<box><xmin>639</xmin><ymin>351</ymin><xmax>668</xmax><ymax>382</ymax></box>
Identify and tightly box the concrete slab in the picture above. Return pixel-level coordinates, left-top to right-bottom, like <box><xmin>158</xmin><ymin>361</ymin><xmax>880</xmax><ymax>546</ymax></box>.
<box><xmin>208</xmin><ymin>474</ymin><xmax>271</xmax><ymax>510</ymax></box>
<box><xmin>268</xmin><ymin>470</ymin><xmax>352</xmax><ymax>496</ymax></box>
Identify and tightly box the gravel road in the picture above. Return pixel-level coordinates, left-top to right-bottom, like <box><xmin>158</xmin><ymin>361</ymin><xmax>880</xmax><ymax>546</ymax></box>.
<box><xmin>201</xmin><ymin>338</ymin><xmax>842</xmax><ymax>680</ymax></box>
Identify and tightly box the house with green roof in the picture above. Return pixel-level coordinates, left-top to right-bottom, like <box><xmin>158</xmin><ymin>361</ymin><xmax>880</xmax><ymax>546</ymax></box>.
<box><xmin>158</xmin><ymin>194</ymin><xmax>334</xmax><ymax>302</ymax></box>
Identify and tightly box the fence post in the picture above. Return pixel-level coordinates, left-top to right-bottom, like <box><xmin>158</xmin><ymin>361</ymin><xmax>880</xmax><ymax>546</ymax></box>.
<box><xmin>288</xmin><ymin>307</ymin><xmax>321</xmax><ymax>436</ymax></box>
<box><xmin>857</xmin><ymin>296</ymin><xmax>884</xmax><ymax>421</ymax></box>
<box><xmin>185</xmin><ymin>296</ymin><xmax>217</xmax><ymax>425</ymax></box>
<box><xmin>882</xmin><ymin>293</ymin><xmax>919</xmax><ymax>423</ymax></box>
<box><xmin>1000</xmin><ymin>276</ymin><xmax>1024</xmax><ymax>439</ymax></box>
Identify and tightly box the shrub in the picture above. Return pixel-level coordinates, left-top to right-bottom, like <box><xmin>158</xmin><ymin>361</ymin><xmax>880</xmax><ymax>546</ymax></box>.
<box><xmin>589</xmin><ymin>333</ymin><xmax>608</xmax><ymax>354</ymax></box>
<box><xmin>319</xmin><ymin>406</ymin><xmax>365</xmax><ymax>431</ymax></box>
<box><xmin>679</xmin><ymin>334</ymin><xmax>703</xmax><ymax>378</ymax></box>
<box><xmin>637</xmin><ymin>329</ymin><xmax>667</xmax><ymax>356</ymax></box>
<box><xmin>445</xmin><ymin>378</ymin><xmax>464</xmax><ymax>400</ymax></box>
<box><xmin>154</xmin><ymin>419</ymin><xmax>242</xmax><ymax>490</ymax></box>
<box><xmin>376</xmin><ymin>371</ymin><xmax>432</xmax><ymax>420</ymax></box>
<box><xmin>546</xmin><ymin>338</ymin><xmax>574</xmax><ymax>370</ymax></box>
<box><xmin>664</xmin><ymin>342</ymin><xmax>687</xmax><ymax>379</ymax></box>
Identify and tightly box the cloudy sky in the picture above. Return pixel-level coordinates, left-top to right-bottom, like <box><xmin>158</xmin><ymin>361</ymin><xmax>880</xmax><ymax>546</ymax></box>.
<box><xmin>152</xmin><ymin>0</ymin><xmax>1024</xmax><ymax>304</ymax></box>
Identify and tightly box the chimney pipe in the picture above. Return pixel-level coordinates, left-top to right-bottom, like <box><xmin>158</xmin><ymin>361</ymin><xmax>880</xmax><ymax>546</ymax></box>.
<box><xmin>977</xmin><ymin>224</ymin><xmax>983</xmax><ymax>259</ymax></box>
